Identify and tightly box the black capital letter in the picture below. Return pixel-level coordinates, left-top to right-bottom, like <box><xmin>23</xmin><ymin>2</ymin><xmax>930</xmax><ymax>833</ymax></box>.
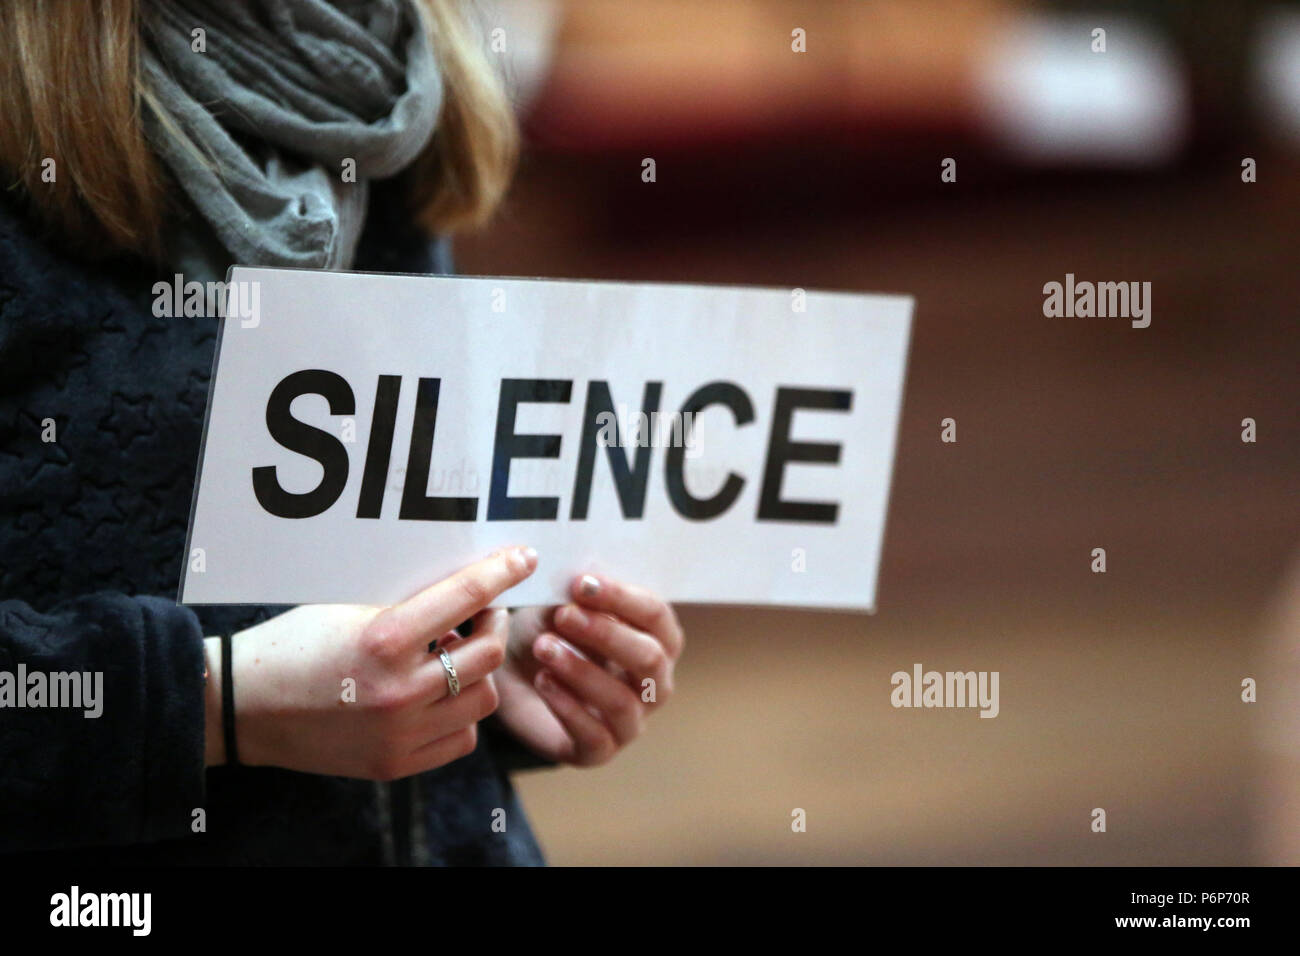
<box><xmin>400</xmin><ymin>377</ymin><xmax>479</xmax><ymax>521</ymax></box>
<box><xmin>665</xmin><ymin>381</ymin><xmax>753</xmax><ymax>521</ymax></box>
<box><xmin>571</xmin><ymin>381</ymin><xmax>662</xmax><ymax>519</ymax></box>
<box><xmin>488</xmin><ymin>379</ymin><xmax>572</xmax><ymax>520</ymax></box>
<box><xmin>356</xmin><ymin>374</ymin><xmax>402</xmax><ymax>519</ymax></box>
<box><xmin>252</xmin><ymin>369</ymin><xmax>354</xmax><ymax>519</ymax></box>
<box><xmin>757</xmin><ymin>387</ymin><xmax>852</xmax><ymax>523</ymax></box>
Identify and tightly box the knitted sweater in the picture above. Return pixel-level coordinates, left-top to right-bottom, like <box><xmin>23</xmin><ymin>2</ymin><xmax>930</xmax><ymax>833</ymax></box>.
<box><xmin>0</xmin><ymin>180</ymin><xmax>547</xmax><ymax>865</ymax></box>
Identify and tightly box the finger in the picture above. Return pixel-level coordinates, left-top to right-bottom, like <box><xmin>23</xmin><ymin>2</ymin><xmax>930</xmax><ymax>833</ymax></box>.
<box><xmin>533</xmin><ymin>632</ymin><xmax>643</xmax><ymax>744</ymax></box>
<box><xmin>445</xmin><ymin>606</ymin><xmax>505</xmax><ymax>653</ymax></box>
<box><xmin>533</xmin><ymin>669</ymin><xmax>617</xmax><ymax>766</ymax></box>
<box><xmin>422</xmin><ymin>673</ymin><xmax>500</xmax><ymax>733</ymax></box>
<box><xmin>398</xmin><ymin>726</ymin><xmax>479</xmax><ymax>778</ymax></box>
<box><xmin>552</xmin><ymin>603</ymin><xmax>670</xmax><ymax>690</ymax></box>
<box><xmin>429</xmin><ymin>629</ymin><xmax>460</xmax><ymax>652</ymax></box>
<box><xmin>370</xmin><ymin>547</ymin><xmax>538</xmax><ymax>656</ymax></box>
<box><xmin>419</xmin><ymin>608</ymin><xmax>509</xmax><ymax>702</ymax></box>
<box><xmin>387</xmin><ymin>669</ymin><xmax>500</xmax><ymax>739</ymax></box>
<box><xmin>571</xmin><ymin>574</ymin><xmax>683</xmax><ymax>658</ymax></box>
<box><xmin>504</xmin><ymin>604</ymin><xmax>554</xmax><ymax>666</ymax></box>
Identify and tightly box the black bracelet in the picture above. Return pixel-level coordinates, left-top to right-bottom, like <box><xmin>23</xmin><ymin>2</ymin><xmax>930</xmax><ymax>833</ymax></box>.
<box><xmin>221</xmin><ymin>633</ymin><xmax>239</xmax><ymax>766</ymax></box>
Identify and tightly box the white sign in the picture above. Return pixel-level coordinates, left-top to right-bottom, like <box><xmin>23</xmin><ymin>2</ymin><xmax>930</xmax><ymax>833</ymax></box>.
<box><xmin>180</xmin><ymin>268</ymin><xmax>912</xmax><ymax>611</ymax></box>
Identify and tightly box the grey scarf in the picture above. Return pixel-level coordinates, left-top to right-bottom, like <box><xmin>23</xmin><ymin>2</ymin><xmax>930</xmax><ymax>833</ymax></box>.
<box><xmin>140</xmin><ymin>0</ymin><xmax>441</xmax><ymax>279</ymax></box>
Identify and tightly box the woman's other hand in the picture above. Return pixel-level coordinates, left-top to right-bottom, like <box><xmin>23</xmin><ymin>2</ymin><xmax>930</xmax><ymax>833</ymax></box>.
<box><xmin>496</xmin><ymin>575</ymin><xmax>684</xmax><ymax>766</ymax></box>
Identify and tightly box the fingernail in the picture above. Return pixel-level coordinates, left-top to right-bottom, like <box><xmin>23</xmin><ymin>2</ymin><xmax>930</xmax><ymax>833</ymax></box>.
<box><xmin>560</xmin><ymin>605</ymin><xmax>590</xmax><ymax>631</ymax></box>
<box><xmin>534</xmin><ymin>636</ymin><xmax>559</xmax><ymax>663</ymax></box>
<box><xmin>579</xmin><ymin>574</ymin><xmax>600</xmax><ymax>597</ymax></box>
<box><xmin>507</xmin><ymin>546</ymin><xmax>537</xmax><ymax>574</ymax></box>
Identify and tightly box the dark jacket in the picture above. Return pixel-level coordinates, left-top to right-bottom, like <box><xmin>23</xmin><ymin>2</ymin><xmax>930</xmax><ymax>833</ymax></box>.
<box><xmin>0</xmin><ymin>180</ymin><xmax>548</xmax><ymax>865</ymax></box>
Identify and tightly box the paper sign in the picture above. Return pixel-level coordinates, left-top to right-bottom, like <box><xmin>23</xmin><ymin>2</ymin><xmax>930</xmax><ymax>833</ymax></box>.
<box><xmin>180</xmin><ymin>268</ymin><xmax>912</xmax><ymax>611</ymax></box>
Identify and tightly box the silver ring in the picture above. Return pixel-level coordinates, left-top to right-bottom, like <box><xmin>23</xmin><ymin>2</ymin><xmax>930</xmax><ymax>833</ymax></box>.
<box><xmin>437</xmin><ymin>648</ymin><xmax>461</xmax><ymax>697</ymax></box>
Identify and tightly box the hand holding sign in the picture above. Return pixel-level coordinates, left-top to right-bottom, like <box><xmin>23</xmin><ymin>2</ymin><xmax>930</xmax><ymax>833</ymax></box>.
<box><xmin>496</xmin><ymin>573</ymin><xmax>685</xmax><ymax>766</ymax></box>
<box><xmin>217</xmin><ymin>547</ymin><xmax>537</xmax><ymax>781</ymax></box>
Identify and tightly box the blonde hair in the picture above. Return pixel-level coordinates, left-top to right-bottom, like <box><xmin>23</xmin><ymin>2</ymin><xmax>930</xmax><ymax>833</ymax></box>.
<box><xmin>0</xmin><ymin>0</ymin><xmax>517</xmax><ymax>259</ymax></box>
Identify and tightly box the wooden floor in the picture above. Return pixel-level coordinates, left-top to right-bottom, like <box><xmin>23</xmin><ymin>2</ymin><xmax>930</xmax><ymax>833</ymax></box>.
<box><xmin>455</xmin><ymin>150</ymin><xmax>1300</xmax><ymax>864</ymax></box>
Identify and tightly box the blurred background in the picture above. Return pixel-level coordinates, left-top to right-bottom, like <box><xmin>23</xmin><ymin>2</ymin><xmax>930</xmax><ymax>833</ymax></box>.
<box><xmin>454</xmin><ymin>0</ymin><xmax>1300</xmax><ymax>864</ymax></box>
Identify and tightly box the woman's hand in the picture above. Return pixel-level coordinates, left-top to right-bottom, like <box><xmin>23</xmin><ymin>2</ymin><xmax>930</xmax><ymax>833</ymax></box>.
<box><xmin>495</xmin><ymin>574</ymin><xmax>684</xmax><ymax>766</ymax></box>
<box><xmin>207</xmin><ymin>546</ymin><xmax>538</xmax><ymax>780</ymax></box>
